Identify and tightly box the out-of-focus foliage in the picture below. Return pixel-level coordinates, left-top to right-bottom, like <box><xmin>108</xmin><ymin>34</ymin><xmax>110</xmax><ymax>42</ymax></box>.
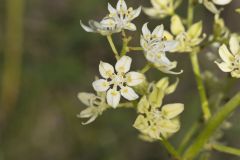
<box><xmin>0</xmin><ymin>0</ymin><xmax>240</xmax><ymax>160</ymax></box>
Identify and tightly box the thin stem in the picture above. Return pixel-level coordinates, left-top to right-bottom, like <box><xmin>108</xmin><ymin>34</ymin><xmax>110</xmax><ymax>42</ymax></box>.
<box><xmin>128</xmin><ymin>47</ymin><xmax>144</xmax><ymax>51</ymax></box>
<box><xmin>190</xmin><ymin>52</ymin><xmax>211</xmax><ymax>121</ymax></box>
<box><xmin>212</xmin><ymin>143</ymin><xmax>240</xmax><ymax>157</ymax></box>
<box><xmin>107</xmin><ymin>35</ymin><xmax>120</xmax><ymax>60</ymax></box>
<box><xmin>161</xmin><ymin>136</ymin><xmax>182</xmax><ymax>160</ymax></box>
<box><xmin>177</xmin><ymin>121</ymin><xmax>201</xmax><ymax>154</ymax></box>
<box><xmin>140</xmin><ymin>63</ymin><xmax>152</xmax><ymax>74</ymax></box>
<box><xmin>187</xmin><ymin>0</ymin><xmax>211</xmax><ymax>121</ymax></box>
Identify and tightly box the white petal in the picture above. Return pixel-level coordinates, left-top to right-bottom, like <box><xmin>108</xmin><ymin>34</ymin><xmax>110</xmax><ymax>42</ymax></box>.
<box><xmin>120</xmin><ymin>86</ymin><xmax>139</xmax><ymax>101</ymax></box>
<box><xmin>158</xmin><ymin>119</ymin><xmax>180</xmax><ymax>133</ymax></box>
<box><xmin>99</xmin><ymin>61</ymin><xmax>114</xmax><ymax>78</ymax></box>
<box><xmin>152</xmin><ymin>25</ymin><xmax>164</xmax><ymax>39</ymax></box>
<box><xmin>92</xmin><ymin>79</ymin><xmax>110</xmax><ymax>92</ymax></box>
<box><xmin>125</xmin><ymin>72</ymin><xmax>145</xmax><ymax>86</ymax></box>
<box><xmin>107</xmin><ymin>89</ymin><xmax>121</xmax><ymax>108</ymax></box>
<box><xmin>80</xmin><ymin>20</ymin><xmax>94</xmax><ymax>32</ymax></box>
<box><xmin>124</xmin><ymin>22</ymin><xmax>137</xmax><ymax>31</ymax></box>
<box><xmin>170</xmin><ymin>15</ymin><xmax>185</xmax><ymax>35</ymax></box>
<box><xmin>229</xmin><ymin>35</ymin><xmax>240</xmax><ymax>55</ymax></box>
<box><xmin>108</xmin><ymin>3</ymin><xmax>117</xmax><ymax>14</ymax></box>
<box><xmin>162</xmin><ymin>103</ymin><xmax>184</xmax><ymax>119</ymax></box>
<box><xmin>213</xmin><ymin>0</ymin><xmax>232</xmax><ymax>5</ymax></box>
<box><xmin>215</xmin><ymin>61</ymin><xmax>233</xmax><ymax>72</ymax></box>
<box><xmin>219</xmin><ymin>44</ymin><xmax>234</xmax><ymax>63</ymax></box>
<box><xmin>115</xmin><ymin>56</ymin><xmax>132</xmax><ymax>73</ymax></box>
<box><xmin>128</xmin><ymin>7</ymin><xmax>141</xmax><ymax>20</ymax></box>
<box><xmin>163</xmin><ymin>40</ymin><xmax>179</xmax><ymax>52</ymax></box>
<box><xmin>117</xmin><ymin>0</ymin><xmax>127</xmax><ymax>12</ymax></box>
<box><xmin>231</xmin><ymin>70</ymin><xmax>240</xmax><ymax>78</ymax></box>
<box><xmin>77</xmin><ymin>92</ymin><xmax>95</xmax><ymax>106</ymax></box>
<box><xmin>142</xmin><ymin>23</ymin><xmax>151</xmax><ymax>39</ymax></box>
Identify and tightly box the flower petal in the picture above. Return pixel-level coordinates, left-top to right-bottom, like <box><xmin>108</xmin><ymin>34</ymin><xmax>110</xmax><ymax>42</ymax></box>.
<box><xmin>231</xmin><ymin>70</ymin><xmax>240</xmax><ymax>78</ymax></box>
<box><xmin>170</xmin><ymin>15</ymin><xmax>185</xmax><ymax>35</ymax></box>
<box><xmin>115</xmin><ymin>56</ymin><xmax>132</xmax><ymax>73</ymax></box>
<box><xmin>124</xmin><ymin>22</ymin><xmax>137</xmax><ymax>31</ymax></box>
<box><xmin>163</xmin><ymin>40</ymin><xmax>179</xmax><ymax>52</ymax></box>
<box><xmin>187</xmin><ymin>21</ymin><xmax>202</xmax><ymax>39</ymax></box>
<box><xmin>162</xmin><ymin>103</ymin><xmax>184</xmax><ymax>119</ymax></box>
<box><xmin>126</xmin><ymin>71</ymin><xmax>145</xmax><ymax>86</ymax></box>
<box><xmin>158</xmin><ymin>119</ymin><xmax>180</xmax><ymax>133</ymax></box>
<box><xmin>229</xmin><ymin>35</ymin><xmax>240</xmax><ymax>55</ymax></box>
<box><xmin>117</xmin><ymin>0</ymin><xmax>127</xmax><ymax>12</ymax></box>
<box><xmin>120</xmin><ymin>86</ymin><xmax>139</xmax><ymax>101</ymax></box>
<box><xmin>92</xmin><ymin>79</ymin><xmax>110</xmax><ymax>92</ymax></box>
<box><xmin>77</xmin><ymin>92</ymin><xmax>95</xmax><ymax>106</ymax></box>
<box><xmin>142</xmin><ymin>23</ymin><xmax>151</xmax><ymax>39</ymax></box>
<box><xmin>137</xmin><ymin>96</ymin><xmax>150</xmax><ymax>114</ymax></box>
<box><xmin>128</xmin><ymin>7</ymin><xmax>141</xmax><ymax>20</ymax></box>
<box><xmin>108</xmin><ymin>3</ymin><xmax>117</xmax><ymax>14</ymax></box>
<box><xmin>218</xmin><ymin>44</ymin><xmax>234</xmax><ymax>63</ymax></box>
<box><xmin>215</xmin><ymin>61</ymin><xmax>233</xmax><ymax>72</ymax></box>
<box><xmin>107</xmin><ymin>89</ymin><xmax>121</xmax><ymax>108</ymax></box>
<box><xmin>213</xmin><ymin>0</ymin><xmax>232</xmax><ymax>5</ymax></box>
<box><xmin>99</xmin><ymin>61</ymin><xmax>114</xmax><ymax>78</ymax></box>
<box><xmin>133</xmin><ymin>115</ymin><xmax>149</xmax><ymax>131</ymax></box>
<box><xmin>152</xmin><ymin>24</ymin><xmax>164</xmax><ymax>39</ymax></box>
<box><xmin>80</xmin><ymin>20</ymin><xmax>94</xmax><ymax>32</ymax></box>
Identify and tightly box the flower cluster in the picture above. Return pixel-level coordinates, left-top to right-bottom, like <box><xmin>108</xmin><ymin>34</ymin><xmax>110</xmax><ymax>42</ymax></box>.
<box><xmin>133</xmin><ymin>78</ymin><xmax>184</xmax><ymax>141</ymax></box>
<box><xmin>78</xmin><ymin>0</ymin><xmax>185</xmax><ymax>141</ymax></box>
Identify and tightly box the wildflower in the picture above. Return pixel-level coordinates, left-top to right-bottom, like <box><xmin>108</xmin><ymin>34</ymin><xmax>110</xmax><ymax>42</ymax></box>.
<box><xmin>199</xmin><ymin>0</ymin><xmax>232</xmax><ymax>13</ymax></box>
<box><xmin>213</xmin><ymin>14</ymin><xmax>229</xmax><ymax>39</ymax></box>
<box><xmin>170</xmin><ymin>15</ymin><xmax>205</xmax><ymax>53</ymax></box>
<box><xmin>140</xmin><ymin>23</ymin><xmax>182</xmax><ymax>74</ymax></box>
<box><xmin>80</xmin><ymin>0</ymin><xmax>141</xmax><ymax>35</ymax></box>
<box><xmin>215</xmin><ymin>35</ymin><xmax>240</xmax><ymax>78</ymax></box>
<box><xmin>107</xmin><ymin>0</ymin><xmax>141</xmax><ymax>31</ymax></box>
<box><xmin>92</xmin><ymin>56</ymin><xmax>145</xmax><ymax>108</ymax></box>
<box><xmin>143</xmin><ymin>0</ymin><xmax>181</xmax><ymax>19</ymax></box>
<box><xmin>133</xmin><ymin>87</ymin><xmax>184</xmax><ymax>141</ymax></box>
<box><xmin>77</xmin><ymin>92</ymin><xmax>108</xmax><ymax>125</ymax></box>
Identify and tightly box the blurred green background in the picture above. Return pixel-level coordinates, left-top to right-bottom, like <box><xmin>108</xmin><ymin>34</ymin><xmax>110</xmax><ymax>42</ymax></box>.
<box><xmin>0</xmin><ymin>0</ymin><xmax>240</xmax><ymax>160</ymax></box>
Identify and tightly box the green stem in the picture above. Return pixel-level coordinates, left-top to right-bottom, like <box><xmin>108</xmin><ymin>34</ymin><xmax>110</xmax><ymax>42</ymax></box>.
<box><xmin>161</xmin><ymin>136</ymin><xmax>182</xmax><ymax>160</ymax></box>
<box><xmin>177</xmin><ymin>121</ymin><xmax>201</xmax><ymax>154</ymax></box>
<box><xmin>212</xmin><ymin>143</ymin><xmax>240</xmax><ymax>157</ymax></box>
<box><xmin>140</xmin><ymin>63</ymin><xmax>152</xmax><ymax>74</ymax></box>
<box><xmin>128</xmin><ymin>47</ymin><xmax>144</xmax><ymax>51</ymax></box>
<box><xmin>107</xmin><ymin>35</ymin><xmax>120</xmax><ymax>60</ymax></box>
<box><xmin>190</xmin><ymin>52</ymin><xmax>211</xmax><ymax>121</ymax></box>
<box><xmin>183</xmin><ymin>92</ymin><xmax>240</xmax><ymax>160</ymax></box>
<box><xmin>0</xmin><ymin>0</ymin><xmax>25</xmax><ymax>126</ymax></box>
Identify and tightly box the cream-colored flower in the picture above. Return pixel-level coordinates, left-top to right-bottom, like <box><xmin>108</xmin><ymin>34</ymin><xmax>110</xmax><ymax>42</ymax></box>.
<box><xmin>92</xmin><ymin>56</ymin><xmax>145</xmax><ymax>108</ymax></box>
<box><xmin>143</xmin><ymin>0</ymin><xmax>181</xmax><ymax>19</ymax></box>
<box><xmin>199</xmin><ymin>0</ymin><xmax>232</xmax><ymax>13</ymax></box>
<box><xmin>140</xmin><ymin>23</ymin><xmax>182</xmax><ymax>74</ymax></box>
<box><xmin>80</xmin><ymin>0</ymin><xmax>141</xmax><ymax>36</ymax></box>
<box><xmin>215</xmin><ymin>35</ymin><xmax>240</xmax><ymax>78</ymax></box>
<box><xmin>108</xmin><ymin>0</ymin><xmax>141</xmax><ymax>31</ymax></box>
<box><xmin>133</xmin><ymin>94</ymin><xmax>184</xmax><ymax>141</ymax></box>
<box><xmin>77</xmin><ymin>92</ymin><xmax>108</xmax><ymax>125</ymax></box>
<box><xmin>133</xmin><ymin>78</ymin><xmax>184</xmax><ymax>141</ymax></box>
<box><xmin>170</xmin><ymin>15</ymin><xmax>205</xmax><ymax>53</ymax></box>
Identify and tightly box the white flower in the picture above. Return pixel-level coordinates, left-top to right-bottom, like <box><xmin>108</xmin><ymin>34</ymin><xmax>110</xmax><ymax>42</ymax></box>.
<box><xmin>199</xmin><ymin>0</ymin><xmax>232</xmax><ymax>13</ymax></box>
<box><xmin>140</xmin><ymin>23</ymin><xmax>182</xmax><ymax>74</ymax></box>
<box><xmin>77</xmin><ymin>92</ymin><xmax>108</xmax><ymax>125</ymax></box>
<box><xmin>108</xmin><ymin>0</ymin><xmax>141</xmax><ymax>31</ymax></box>
<box><xmin>80</xmin><ymin>0</ymin><xmax>141</xmax><ymax>35</ymax></box>
<box><xmin>80</xmin><ymin>17</ymin><xmax>121</xmax><ymax>36</ymax></box>
<box><xmin>143</xmin><ymin>0</ymin><xmax>180</xmax><ymax>19</ymax></box>
<box><xmin>215</xmin><ymin>35</ymin><xmax>240</xmax><ymax>78</ymax></box>
<box><xmin>92</xmin><ymin>56</ymin><xmax>145</xmax><ymax>108</ymax></box>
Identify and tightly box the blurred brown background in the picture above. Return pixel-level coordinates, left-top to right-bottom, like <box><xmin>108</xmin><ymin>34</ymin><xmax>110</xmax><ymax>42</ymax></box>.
<box><xmin>0</xmin><ymin>0</ymin><xmax>240</xmax><ymax>160</ymax></box>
